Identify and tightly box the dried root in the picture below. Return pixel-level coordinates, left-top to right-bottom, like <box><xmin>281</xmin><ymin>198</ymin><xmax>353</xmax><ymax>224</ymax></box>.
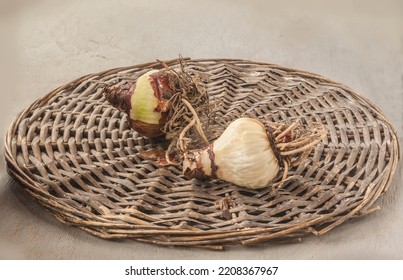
<box><xmin>156</xmin><ymin>58</ymin><xmax>216</xmax><ymax>163</ymax></box>
<box><xmin>266</xmin><ymin>120</ymin><xmax>327</xmax><ymax>193</ymax></box>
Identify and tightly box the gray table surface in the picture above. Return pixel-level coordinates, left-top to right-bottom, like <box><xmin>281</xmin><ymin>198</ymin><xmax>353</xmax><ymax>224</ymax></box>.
<box><xmin>0</xmin><ymin>0</ymin><xmax>402</xmax><ymax>259</ymax></box>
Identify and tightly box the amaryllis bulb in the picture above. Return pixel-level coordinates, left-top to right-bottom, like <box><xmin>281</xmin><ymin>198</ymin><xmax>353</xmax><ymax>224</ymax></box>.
<box><xmin>104</xmin><ymin>69</ymin><xmax>174</xmax><ymax>138</ymax></box>
<box><xmin>130</xmin><ymin>70</ymin><xmax>162</xmax><ymax>126</ymax></box>
<box><xmin>183</xmin><ymin>118</ymin><xmax>280</xmax><ymax>189</ymax></box>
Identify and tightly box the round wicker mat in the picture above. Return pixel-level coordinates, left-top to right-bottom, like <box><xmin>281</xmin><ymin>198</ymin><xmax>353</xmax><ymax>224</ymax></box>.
<box><xmin>5</xmin><ymin>58</ymin><xmax>400</xmax><ymax>250</ymax></box>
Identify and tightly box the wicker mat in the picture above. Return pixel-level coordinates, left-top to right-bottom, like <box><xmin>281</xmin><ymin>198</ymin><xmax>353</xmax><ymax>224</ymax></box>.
<box><xmin>5</xmin><ymin>58</ymin><xmax>400</xmax><ymax>250</ymax></box>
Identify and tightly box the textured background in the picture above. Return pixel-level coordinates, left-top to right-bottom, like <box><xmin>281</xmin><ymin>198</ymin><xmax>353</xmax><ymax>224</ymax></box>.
<box><xmin>0</xmin><ymin>0</ymin><xmax>402</xmax><ymax>259</ymax></box>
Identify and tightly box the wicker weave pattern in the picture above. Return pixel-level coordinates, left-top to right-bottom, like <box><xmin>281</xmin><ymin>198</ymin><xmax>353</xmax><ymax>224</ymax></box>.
<box><xmin>5</xmin><ymin>59</ymin><xmax>400</xmax><ymax>249</ymax></box>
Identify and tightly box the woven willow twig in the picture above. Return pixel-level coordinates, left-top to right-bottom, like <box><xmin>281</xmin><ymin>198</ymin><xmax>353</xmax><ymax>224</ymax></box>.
<box><xmin>4</xmin><ymin>58</ymin><xmax>400</xmax><ymax>250</ymax></box>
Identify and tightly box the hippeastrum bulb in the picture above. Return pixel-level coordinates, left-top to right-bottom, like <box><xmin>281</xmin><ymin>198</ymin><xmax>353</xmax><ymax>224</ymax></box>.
<box><xmin>104</xmin><ymin>69</ymin><xmax>174</xmax><ymax>138</ymax></box>
<box><xmin>182</xmin><ymin>118</ymin><xmax>280</xmax><ymax>189</ymax></box>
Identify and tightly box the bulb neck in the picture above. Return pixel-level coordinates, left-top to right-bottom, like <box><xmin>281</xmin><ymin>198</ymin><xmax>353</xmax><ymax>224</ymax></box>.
<box><xmin>104</xmin><ymin>82</ymin><xmax>134</xmax><ymax>113</ymax></box>
<box><xmin>182</xmin><ymin>145</ymin><xmax>217</xmax><ymax>180</ymax></box>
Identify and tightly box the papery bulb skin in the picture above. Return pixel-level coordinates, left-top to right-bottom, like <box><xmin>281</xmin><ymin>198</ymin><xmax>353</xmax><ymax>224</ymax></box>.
<box><xmin>104</xmin><ymin>82</ymin><xmax>135</xmax><ymax>113</ymax></box>
<box><xmin>183</xmin><ymin>118</ymin><xmax>280</xmax><ymax>189</ymax></box>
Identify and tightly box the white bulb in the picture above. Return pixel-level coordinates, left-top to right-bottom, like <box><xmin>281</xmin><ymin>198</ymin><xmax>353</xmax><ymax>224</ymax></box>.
<box><xmin>183</xmin><ymin>118</ymin><xmax>280</xmax><ymax>189</ymax></box>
